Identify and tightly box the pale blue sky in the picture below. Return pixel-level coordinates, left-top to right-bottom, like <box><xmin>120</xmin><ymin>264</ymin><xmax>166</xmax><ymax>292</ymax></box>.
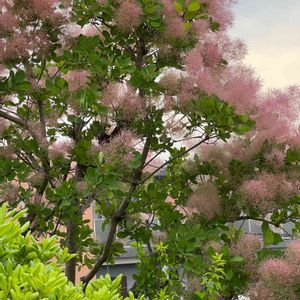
<box><xmin>229</xmin><ymin>0</ymin><xmax>300</xmax><ymax>89</ymax></box>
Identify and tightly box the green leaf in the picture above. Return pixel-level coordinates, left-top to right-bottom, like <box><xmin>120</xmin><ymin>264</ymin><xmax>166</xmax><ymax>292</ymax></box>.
<box><xmin>262</xmin><ymin>222</ymin><xmax>274</xmax><ymax>246</ymax></box>
<box><xmin>85</xmin><ymin>167</ymin><xmax>99</xmax><ymax>186</ymax></box>
<box><xmin>273</xmin><ymin>232</ymin><xmax>283</xmax><ymax>245</ymax></box>
<box><xmin>183</xmin><ymin>22</ymin><xmax>193</xmax><ymax>30</ymax></box>
<box><xmin>15</xmin><ymin>70</ymin><xmax>25</xmax><ymax>83</ymax></box>
<box><xmin>286</xmin><ymin>149</ymin><xmax>300</xmax><ymax>163</ymax></box>
<box><xmin>224</xmin><ymin>269</ymin><xmax>233</xmax><ymax>280</ymax></box>
<box><xmin>130</xmin><ymin>152</ymin><xmax>142</xmax><ymax>169</ymax></box>
<box><xmin>117</xmin><ymin>231</ymin><xmax>129</xmax><ymax>238</ymax></box>
<box><xmin>16</xmin><ymin>81</ymin><xmax>32</xmax><ymax>91</ymax></box>
<box><xmin>210</xmin><ymin>21</ymin><xmax>220</xmax><ymax>32</ymax></box>
<box><xmin>187</xmin><ymin>1</ymin><xmax>201</xmax><ymax>12</ymax></box>
<box><xmin>173</xmin><ymin>1</ymin><xmax>183</xmax><ymax>13</ymax></box>
<box><xmin>230</xmin><ymin>256</ymin><xmax>244</xmax><ymax>263</ymax></box>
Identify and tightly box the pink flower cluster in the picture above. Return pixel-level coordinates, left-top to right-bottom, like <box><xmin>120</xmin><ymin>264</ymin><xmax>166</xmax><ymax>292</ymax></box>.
<box><xmin>27</xmin><ymin>172</ymin><xmax>46</xmax><ymax>188</ymax></box>
<box><xmin>254</xmin><ymin>86</ymin><xmax>300</xmax><ymax>145</ymax></box>
<box><xmin>31</xmin><ymin>30</ymin><xmax>51</xmax><ymax>55</ymax></box>
<box><xmin>0</xmin><ymin>0</ymin><xmax>65</xmax><ymax>63</ymax></box>
<box><xmin>205</xmin><ymin>0</ymin><xmax>236</xmax><ymax>30</ymax></box>
<box><xmin>0</xmin><ymin>11</ymin><xmax>18</xmax><ymax>34</ymax></box>
<box><xmin>158</xmin><ymin>69</ymin><xmax>184</xmax><ymax>95</ymax></box>
<box><xmin>203</xmin><ymin>240</ymin><xmax>223</xmax><ymax>253</ymax></box>
<box><xmin>260</xmin><ymin>258</ymin><xmax>295</xmax><ymax>286</ymax></box>
<box><xmin>30</xmin><ymin>0</ymin><xmax>59</xmax><ymax>23</ymax></box>
<box><xmin>98</xmin><ymin>129</ymin><xmax>136</xmax><ymax>166</ymax></box>
<box><xmin>27</xmin><ymin>122</ymin><xmax>49</xmax><ymax>148</ymax></box>
<box><xmin>285</xmin><ymin>240</ymin><xmax>300</xmax><ymax>277</ymax></box>
<box><xmin>0</xmin><ymin>146</ymin><xmax>15</xmax><ymax>160</ymax></box>
<box><xmin>239</xmin><ymin>172</ymin><xmax>298</xmax><ymax>213</ymax></box>
<box><xmin>61</xmin><ymin>22</ymin><xmax>103</xmax><ymax>42</ymax></box>
<box><xmin>230</xmin><ymin>234</ymin><xmax>261</xmax><ymax>262</ymax></box>
<box><xmin>265</xmin><ymin>148</ymin><xmax>286</xmax><ymax>168</ymax></box>
<box><xmin>63</xmin><ymin>70</ymin><xmax>91</xmax><ymax>93</ymax></box>
<box><xmin>247</xmin><ymin>242</ymin><xmax>300</xmax><ymax>299</ymax></box>
<box><xmin>1</xmin><ymin>184</ymin><xmax>19</xmax><ymax>205</ymax></box>
<box><xmin>48</xmin><ymin>139</ymin><xmax>74</xmax><ymax>160</ymax></box>
<box><xmin>161</xmin><ymin>0</ymin><xmax>186</xmax><ymax>39</ymax></box>
<box><xmin>0</xmin><ymin>118</ymin><xmax>9</xmax><ymax>135</ymax></box>
<box><xmin>217</xmin><ymin>64</ymin><xmax>261</xmax><ymax>114</ymax></box>
<box><xmin>199</xmin><ymin>137</ymin><xmax>262</xmax><ymax>174</ymax></box>
<box><xmin>192</xmin><ymin>19</ymin><xmax>210</xmax><ymax>38</ymax></box>
<box><xmin>76</xmin><ymin>181</ymin><xmax>88</xmax><ymax>193</ymax></box>
<box><xmin>101</xmin><ymin>83</ymin><xmax>143</xmax><ymax>120</ymax></box>
<box><xmin>181</xmin><ymin>31</ymin><xmax>261</xmax><ymax>115</ymax></box>
<box><xmin>187</xmin><ymin>182</ymin><xmax>222</xmax><ymax>220</ymax></box>
<box><xmin>5</xmin><ymin>35</ymin><xmax>30</xmax><ymax>60</ymax></box>
<box><xmin>247</xmin><ymin>282</ymin><xmax>275</xmax><ymax>300</ymax></box>
<box><xmin>200</xmin><ymin>143</ymin><xmax>232</xmax><ymax>170</ymax></box>
<box><xmin>114</xmin><ymin>0</ymin><xmax>142</xmax><ymax>33</ymax></box>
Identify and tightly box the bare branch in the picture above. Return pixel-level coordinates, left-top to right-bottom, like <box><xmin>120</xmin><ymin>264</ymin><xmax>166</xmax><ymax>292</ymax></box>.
<box><xmin>0</xmin><ymin>110</ymin><xmax>26</xmax><ymax>127</ymax></box>
<box><xmin>139</xmin><ymin>135</ymin><xmax>210</xmax><ymax>185</ymax></box>
<box><xmin>236</xmin><ymin>216</ymin><xmax>294</xmax><ymax>240</ymax></box>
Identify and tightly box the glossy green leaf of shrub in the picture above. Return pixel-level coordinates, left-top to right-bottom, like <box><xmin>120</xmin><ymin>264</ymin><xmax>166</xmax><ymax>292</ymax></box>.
<box><xmin>0</xmin><ymin>204</ymin><xmax>144</xmax><ymax>300</ymax></box>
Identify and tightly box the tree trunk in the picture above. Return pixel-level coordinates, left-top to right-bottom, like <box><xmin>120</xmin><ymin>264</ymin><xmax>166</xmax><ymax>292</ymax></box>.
<box><xmin>65</xmin><ymin>217</ymin><xmax>78</xmax><ymax>283</ymax></box>
<box><xmin>65</xmin><ymin>164</ymin><xmax>85</xmax><ymax>283</ymax></box>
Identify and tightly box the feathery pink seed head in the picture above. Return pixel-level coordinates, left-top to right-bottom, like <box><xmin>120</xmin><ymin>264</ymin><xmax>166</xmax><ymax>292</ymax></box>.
<box><xmin>31</xmin><ymin>30</ymin><xmax>51</xmax><ymax>55</ymax></box>
<box><xmin>0</xmin><ymin>12</ymin><xmax>18</xmax><ymax>34</ymax></box>
<box><xmin>285</xmin><ymin>240</ymin><xmax>300</xmax><ymax>278</ymax></box>
<box><xmin>259</xmin><ymin>258</ymin><xmax>295</xmax><ymax>286</ymax></box>
<box><xmin>161</xmin><ymin>0</ymin><xmax>186</xmax><ymax>39</ymax></box>
<box><xmin>158</xmin><ymin>69</ymin><xmax>184</xmax><ymax>94</ymax></box>
<box><xmin>30</xmin><ymin>0</ymin><xmax>61</xmax><ymax>23</ymax></box>
<box><xmin>247</xmin><ymin>282</ymin><xmax>274</xmax><ymax>300</ymax></box>
<box><xmin>98</xmin><ymin>129</ymin><xmax>136</xmax><ymax>165</ymax></box>
<box><xmin>2</xmin><ymin>184</ymin><xmax>19</xmax><ymax>205</ymax></box>
<box><xmin>192</xmin><ymin>19</ymin><xmax>210</xmax><ymax>37</ymax></box>
<box><xmin>187</xmin><ymin>182</ymin><xmax>222</xmax><ymax>219</ymax></box>
<box><xmin>48</xmin><ymin>139</ymin><xmax>74</xmax><ymax>160</ymax></box>
<box><xmin>230</xmin><ymin>234</ymin><xmax>261</xmax><ymax>261</ymax></box>
<box><xmin>0</xmin><ymin>146</ymin><xmax>15</xmax><ymax>159</ymax></box>
<box><xmin>6</xmin><ymin>35</ymin><xmax>30</xmax><ymax>60</ymax></box>
<box><xmin>102</xmin><ymin>83</ymin><xmax>143</xmax><ymax>119</ymax></box>
<box><xmin>0</xmin><ymin>118</ymin><xmax>9</xmax><ymax>135</ymax></box>
<box><xmin>81</xmin><ymin>24</ymin><xmax>103</xmax><ymax>38</ymax></box>
<box><xmin>265</xmin><ymin>148</ymin><xmax>285</xmax><ymax>167</ymax></box>
<box><xmin>239</xmin><ymin>177</ymin><xmax>274</xmax><ymax>213</ymax></box>
<box><xmin>255</xmin><ymin>86</ymin><xmax>300</xmax><ymax>145</ymax></box>
<box><xmin>205</xmin><ymin>0</ymin><xmax>235</xmax><ymax>30</ymax></box>
<box><xmin>217</xmin><ymin>64</ymin><xmax>261</xmax><ymax>114</ymax></box>
<box><xmin>239</xmin><ymin>172</ymin><xmax>298</xmax><ymax>213</ymax></box>
<box><xmin>63</xmin><ymin>70</ymin><xmax>90</xmax><ymax>92</ymax></box>
<box><xmin>115</xmin><ymin>0</ymin><xmax>142</xmax><ymax>33</ymax></box>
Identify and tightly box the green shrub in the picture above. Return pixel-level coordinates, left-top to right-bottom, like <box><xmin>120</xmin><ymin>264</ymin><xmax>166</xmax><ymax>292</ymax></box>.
<box><xmin>0</xmin><ymin>204</ymin><xmax>143</xmax><ymax>300</ymax></box>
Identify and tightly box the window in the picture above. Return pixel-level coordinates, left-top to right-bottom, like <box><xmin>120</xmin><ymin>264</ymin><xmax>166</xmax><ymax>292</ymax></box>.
<box><xmin>93</xmin><ymin>206</ymin><xmax>131</xmax><ymax>246</ymax></box>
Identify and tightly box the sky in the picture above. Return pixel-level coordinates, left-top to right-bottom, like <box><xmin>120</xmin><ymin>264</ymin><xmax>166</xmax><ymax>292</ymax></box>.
<box><xmin>229</xmin><ymin>0</ymin><xmax>300</xmax><ymax>90</ymax></box>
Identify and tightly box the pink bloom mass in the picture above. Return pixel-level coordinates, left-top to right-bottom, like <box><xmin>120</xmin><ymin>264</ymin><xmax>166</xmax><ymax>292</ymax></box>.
<box><xmin>63</xmin><ymin>70</ymin><xmax>90</xmax><ymax>92</ymax></box>
<box><xmin>115</xmin><ymin>0</ymin><xmax>142</xmax><ymax>32</ymax></box>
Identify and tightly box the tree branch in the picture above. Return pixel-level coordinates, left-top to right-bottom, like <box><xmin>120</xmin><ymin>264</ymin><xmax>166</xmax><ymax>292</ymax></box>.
<box><xmin>81</xmin><ymin>136</ymin><xmax>152</xmax><ymax>285</ymax></box>
<box><xmin>0</xmin><ymin>110</ymin><xmax>26</xmax><ymax>127</ymax></box>
<box><xmin>236</xmin><ymin>216</ymin><xmax>294</xmax><ymax>240</ymax></box>
<box><xmin>139</xmin><ymin>135</ymin><xmax>210</xmax><ymax>185</ymax></box>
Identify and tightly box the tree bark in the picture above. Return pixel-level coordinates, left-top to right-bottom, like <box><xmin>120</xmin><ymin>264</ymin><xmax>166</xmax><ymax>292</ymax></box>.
<box><xmin>65</xmin><ymin>216</ymin><xmax>78</xmax><ymax>283</ymax></box>
<box><xmin>65</xmin><ymin>164</ymin><xmax>85</xmax><ymax>283</ymax></box>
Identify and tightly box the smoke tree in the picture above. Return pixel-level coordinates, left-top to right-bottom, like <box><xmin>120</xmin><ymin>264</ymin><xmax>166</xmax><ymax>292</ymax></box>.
<box><xmin>0</xmin><ymin>0</ymin><xmax>299</xmax><ymax>299</ymax></box>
